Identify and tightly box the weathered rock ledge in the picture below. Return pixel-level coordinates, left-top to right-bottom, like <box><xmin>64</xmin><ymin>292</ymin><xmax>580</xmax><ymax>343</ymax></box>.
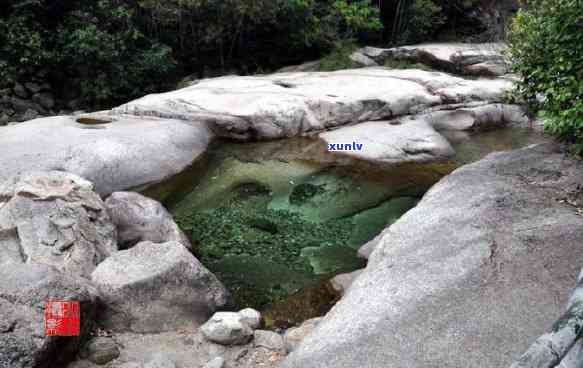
<box><xmin>0</xmin><ymin>45</ymin><xmax>527</xmax><ymax>196</ymax></box>
<box><xmin>283</xmin><ymin>143</ymin><xmax>583</xmax><ymax>368</ymax></box>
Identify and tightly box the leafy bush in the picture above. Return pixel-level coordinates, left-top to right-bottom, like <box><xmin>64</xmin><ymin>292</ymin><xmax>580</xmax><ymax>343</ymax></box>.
<box><xmin>0</xmin><ymin>0</ymin><xmax>176</xmax><ymax>107</ymax></box>
<box><xmin>395</xmin><ymin>0</ymin><xmax>445</xmax><ymax>44</ymax></box>
<box><xmin>1</xmin><ymin>0</ymin><xmax>383</xmax><ymax>107</ymax></box>
<box><xmin>507</xmin><ymin>0</ymin><xmax>583</xmax><ymax>147</ymax></box>
<box><xmin>318</xmin><ymin>40</ymin><xmax>359</xmax><ymax>71</ymax></box>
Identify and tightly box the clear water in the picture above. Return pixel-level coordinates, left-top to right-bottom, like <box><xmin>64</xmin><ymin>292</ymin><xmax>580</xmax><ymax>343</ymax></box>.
<box><xmin>144</xmin><ymin>127</ymin><xmax>548</xmax><ymax>327</ymax></box>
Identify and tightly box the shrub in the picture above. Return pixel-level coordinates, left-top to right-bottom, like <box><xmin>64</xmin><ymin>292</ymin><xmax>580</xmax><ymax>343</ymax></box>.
<box><xmin>507</xmin><ymin>0</ymin><xmax>583</xmax><ymax>148</ymax></box>
<box><xmin>318</xmin><ymin>40</ymin><xmax>360</xmax><ymax>71</ymax></box>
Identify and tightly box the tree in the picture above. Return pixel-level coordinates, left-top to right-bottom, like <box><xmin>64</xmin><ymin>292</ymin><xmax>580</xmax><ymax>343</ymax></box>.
<box><xmin>507</xmin><ymin>0</ymin><xmax>583</xmax><ymax>149</ymax></box>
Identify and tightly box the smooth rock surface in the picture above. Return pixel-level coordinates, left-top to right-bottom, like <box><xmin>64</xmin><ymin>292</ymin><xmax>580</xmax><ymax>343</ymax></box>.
<box><xmin>329</xmin><ymin>270</ymin><xmax>363</xmax><ymax>296</ymax></box>
<box><xmin>203</xmin><ymin>357</ymin><xmax>225</xmax><ymax>368</ymax></box>
<box><xmin>0</xmin><ymin>115</ymin><xmax>213</xmax><ymax>196</ymax></box>
<box><xmin>283</xmin><ymin>144</ymin><xmax>583</xmax><ymax>368</ymax></box>
<box><xmin>253</xmin><ymin>330</ymin><xmax>285</xmax><ymax>352</ymax></box>
<box><xmin>283</xmin><ymin>318</ymin><xmax>322</xmax><ymax>353</ymax></box>
<box><xmin>114</xmin><ymin>69</ymin><xmax>512</xmax><ymax>141</ymax></box>
<box><xmin>91</xmin><ymin>241</ymin><xmax>228</xmax><ymax>333</ymax></box>
<box><xmin>144</xmin><ymin>354</ymin><xmax>175</xmax><ymax>368</ymax></box>
<box><xmin>0</xmin><ymin>171</ymin><xmax>117</xmax><ymax>277</ymax></box>
<box><xmin>238</xmin><ymin>308</ymin><xmax>263</xmax><ymax>330</ymax></box>
<box><xmin>0</xmin><ymin>263</ymin><xmax>98</xmax><ymax>368</ymax></box>
<box><xmin>320</xmin><ymin>118</ymin><xmax>455</xmax><ymax>165</ymax></box>
<box><xmin>201</xmin><ymin>312</ymin><xmax>254</xmax><ymax>346</ymax></box>
<box><xmin>105</xmin><ymin>192</ymin><xmax>191</xmax><ymax>250</ymax></box>
<box><xmin>354</xmin><ymin>43</ymin><xmax>510</xmax><ymax>76</ymax></box>
<box><xmin>80</xmin><ymin>337</ymin><xmax>120</xmax><ymax>365</ymax></box>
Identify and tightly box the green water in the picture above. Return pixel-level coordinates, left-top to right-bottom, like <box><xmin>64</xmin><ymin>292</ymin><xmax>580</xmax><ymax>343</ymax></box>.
<box><xmin>145</xmin><ymin>127</ymin><xmax>548</xmax><ymax>325</ymax></box>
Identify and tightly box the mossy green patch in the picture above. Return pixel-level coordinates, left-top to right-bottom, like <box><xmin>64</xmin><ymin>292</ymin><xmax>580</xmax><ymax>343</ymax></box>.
<box><xmin>175</xmin><ymin>195</ymin><xmax>358</xmax><ymax>309</ymax></box>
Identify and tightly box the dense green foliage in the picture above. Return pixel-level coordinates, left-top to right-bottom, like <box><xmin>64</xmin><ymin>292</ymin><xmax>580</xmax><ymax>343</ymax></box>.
<box><xmin>177</xmin><ymin>197</ymin><xmax>354</xmax><ymax>268</ymax></box>
<box><xmin>175</xmin><ymin>196</ymin><xmax>360</xmax><ymax>308</ymax></box>
<box><xmin>507</xmin><ymin>0</ymin><xmax>583</xmax><ymax>147</ymax></box>
<box><xmin>0</xmin><ymin>0</ymin><xmax>494</xmax><ymax>107</ymax></box>
<box><xmin>0</xmin><ymin>1</ymin><xmax>176</xmax><ymax>106</ymax></box>
<box><xmin>0</xmin><ymin>0</ymin><xmax>381</xmax><ymax>106</ymax></box>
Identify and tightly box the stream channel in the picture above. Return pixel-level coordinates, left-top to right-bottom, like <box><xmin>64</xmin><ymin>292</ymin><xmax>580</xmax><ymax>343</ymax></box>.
<box><xmin>144</xmin><ymin>127</ymin><xmax>548</xmax><ymax>329</ymax></box>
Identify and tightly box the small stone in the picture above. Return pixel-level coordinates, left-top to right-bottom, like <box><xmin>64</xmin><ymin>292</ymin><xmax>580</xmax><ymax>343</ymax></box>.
<box><xmin>284</xmin><ymin>317</ymin><xmax>322</xmax><ymax>353</ymax></box>
<box><xmin>238</xmin><ymin>308</ymin><xmax>262</xmax><ymax>329</ymax></box>
<box><xmin>13</xmin><ymin>83</ymin><xmax>28</xmax><ymax>98</ymax></box>
<box><xmin>253</xmin><ymin>330</ymin><xmax>285</xmax><ymax>352</ymax></box>
<box><xmin>349</xmin><ymin>52</ymin><xmax>378</xmax><ymax>67</ymax></box>
<box><xmin>144</xmin><ymin>353</ymin><xmax>176</xmax><ymax>368</ymax></box>
<box><xmin>201</xmin><ymin>312</ymin><xmax>253</xmax><ymax>345</ymax></box>
<box><xmin>25</xmin><ymin>82</ymin><xmax>42</xmax><ymax>93</ymax></box>
<box><xmin>80</xmin><ymin>337</ymin><xmax>120</xmax><ymax>365</ymax></box>
<box><xmin>330</xmin><ymin>270</ymin><xmax>363</xmax><ymax>296</ymax></box>
<box><xmin>20</xmin><ymin>109</ymin><xmax>39</xmax><ymax>122</ymax></box>
<box><xmin>0</xmin><ymin>114</ymin><xmax>11</xmax><ymax>126</ymax></box>
<box><xmin>33</xmin><ymin>92</ymin><xmax>55</xmax><ymax>109</ymax></box>
<box><xmin>203</xmin><ymin>357</ymin><xmax>225</xmax><ymax>368</ymax></box>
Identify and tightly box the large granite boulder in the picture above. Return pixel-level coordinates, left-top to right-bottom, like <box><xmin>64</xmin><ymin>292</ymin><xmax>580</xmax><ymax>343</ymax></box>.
<box><xmin>0</xmin><ymin>263</ymin><xmax>98</xmax><ymax>368</ymax></box>
<box><xmin>283</xmin><ymin>144</ymin><xmax>583</xmax><ymax>368</ymax></box>
<box><xmin>0</xmin><ymin>171</ymin><xmax>117</xmax><ymax>277</ymax></box>
<box><xmin>0</xmin><ymin>115</ymin><xmax>213</xmax><ymax>196</ymax></box>
<box><xmin>113</xmin><ymin>69</ymin><xmax>513</xmax><ymax>141</ymax></box>
<box><xmin>105</xmin><ymin>192</ymin><xmax>192</xmax><ymax>250</ymax></box>
<box><xmin>352</xmin><ymin>43</ymin><xmax>510</xmax><ymax>76</ymax></box>
<box><xmin>91</xmin><ymin>241</ymin><xmax>229</xmax><ymax>333</ymax></box>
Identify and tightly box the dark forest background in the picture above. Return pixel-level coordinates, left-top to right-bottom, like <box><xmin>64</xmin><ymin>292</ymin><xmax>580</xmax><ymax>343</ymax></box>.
<box><xmin>0</xmin><ymin>0</ymin><xmax>514</xmax><ymax>106</ymax></box>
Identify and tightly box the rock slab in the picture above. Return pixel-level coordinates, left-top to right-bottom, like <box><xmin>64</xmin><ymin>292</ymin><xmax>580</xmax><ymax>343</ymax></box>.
<box><xmin>0</xmin><ymin>263</ymin><xmax>98</xmax><ymax>368</ymax></box>
<box><xmin>0</xmin><ymin>115</ymin><xmax>213</xmax><ymax>196</ymax></box>
<box><xmin>283</xmin><ymin>144</ymin><xmax>583</xmax><ymax>367</ymax></box>
<box><xmin>91</xmin><ymin>241</ymin><xmax>228</xmax><ymax>333</ymax></box>
<box><xmin>0</xmin><ymin>171</ymin><xmax>117</xmax><ymax>277</ymax></box>
<box><xmin>105</xmin><ymin>192</ymin><xmax>191</xmax><ymax>250</ymax></box>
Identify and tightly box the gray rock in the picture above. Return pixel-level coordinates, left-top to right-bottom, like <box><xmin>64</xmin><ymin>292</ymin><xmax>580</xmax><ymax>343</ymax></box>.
<box><xmin>357</xmin><ymin>234</ymin><xmax>381</xmax><ymax>260</ymax></box>
<box><xmin>0</xmin><ymin>171</ymin><xmax>117</xmax><ymax>277</ymax></box>
<box><xmin>113</xmin><ymin>69</ymin><xmax>512</xmax><ymax>141</ymax></box>
<box><xmin>115</xmin><ymin>363</ymin><xmax>143</xmax><ymax>368</ymax></box>
<box><xmin>0</xmin><ymin>114</ymin><xmax>10</xmax><ymax>126</ymax></box>
<box><xmin>319</xmin><ymin>118</ymin><xmax>455</xmax><ymax>165</ymax></box>
<box><xmin>283</xmin><ymin>318</ymin><xmax>322</xmax><ymax>353</ymax></box>
<box><xmin>0</xmin><ymin>262</ymin><xmax>98</xmax><ymax>368</ymax></box>
<box><xmin>24</xmin><ymin>82</ymin><xmax>42</xmax><ymax>94</ymax></box>
<box><xmin>427</xmin><ymin>103</ymin><xmax>529</xmax><ymax>131</ymax></box>
<box><xmin>144</xmin><ymin>354</ymin><xmax>175</xmax><ymax>368</ymax></box>
<box><xmin>238</xmin><ymin>308</ymin><xmax>262</xmax><ymax>330</ymax></box>
<box><xmin>282</xmin><ymin>144</ymin><xmax>583</xmax><ymax>368</ymax></box>
<box><xmin>329</xmin><ymin>270</ymin><xmax>363</xmax><ymax>296</ymax></box>
<box><xmin>33</xmin><ymin>92</ymin><xmax>56</xmax><ymax>109</ymax></box>
<box><xmin>91</xmin><ymin>241</ymin><xmax>228</xmax><ymax>333</ymax></box>
<box><xmin>66</xmin><ymin>360</ymin><xmax>95</xmax><ymax>368</ymax></box>
<box><xmin>13</xmin><ymin>83</ymin><xmax>28</xmax><ymax>99</ymax></box>
<box><xmin>349</xmin><ymin>52</ymin><xmax>377</xmax><ymax>67</ymax></box>
<box><xmin>0</xmin><ymin>115</ymin><xmax>213</xmax><ymax>196</ymax></box>
<box><xmin>10</xmin><ymin>97</ymin><xmax>42</xmax><ymax>114</ymax></box>
<box><xmin>253</xmin><ymin>330</ymin><xmax>285</xmax><ymax>352</ymax></box>
<box><xmin>203</xmin><ymin>357</ymin><xmax>225</xmax><ymax>368</ymax></box>
<box><xmin>358</xmin><ymin>42</ymin><xmax>510</xmax><ymax>76</ymax></box>
<box><xmin>20</xmin><ymin>108</ymin><xmax>39</xmax><ymax>122</ymax></box>
<box><xmin>276</xmin><ymin>60</ymin><xmax>321</xmax><ymax>73</ymax></box>
<box><xmin>80</xmin><ymin>337</ymin><xmax>120</xmax><ymax>365</ymax></box>
<box><xmin>201</xmin><ymin>312</ymin><xmax>254</xmax><ymax>345</ymax></box>
<box><xmin>114</xmin><ymin>363</ymin><xmax>143</xmax><ymax>368</ymax></box>
<box><xmin>105</xmin><ymin>192</ymin><xmax>192</xmax><ymax>250</ymax></box>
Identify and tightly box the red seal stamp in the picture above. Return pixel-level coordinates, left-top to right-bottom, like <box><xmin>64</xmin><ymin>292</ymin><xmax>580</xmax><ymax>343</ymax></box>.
<box><xmin>44</xmin><ymin>301</ymin><xmax>80</xmax><ymax>336</ymax></box>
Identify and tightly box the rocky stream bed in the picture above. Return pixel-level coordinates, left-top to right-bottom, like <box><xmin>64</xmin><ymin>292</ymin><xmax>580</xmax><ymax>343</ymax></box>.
<box><xmin>2</xmin><ymin>43</ymin><xmax>583</xmax><ymax>368</ymax></box>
